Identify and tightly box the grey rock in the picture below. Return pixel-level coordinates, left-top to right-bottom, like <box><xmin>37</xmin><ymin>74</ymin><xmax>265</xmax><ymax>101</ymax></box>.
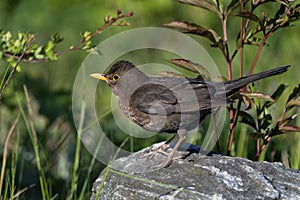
<box><xmin>91</xmin><ymin>143</ymin><xmax>300</xmax><ymax>200</ymax></box>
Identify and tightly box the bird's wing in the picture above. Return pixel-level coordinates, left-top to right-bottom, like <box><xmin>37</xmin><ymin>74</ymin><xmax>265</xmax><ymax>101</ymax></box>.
<box><xmin>172</xmin><ymin>81</ymin><xmax>214</xmax><ymax>112</ymax></box>
<box><xmin>130</xmin><ymin>79</ymin><xmax>229</xmax><ymax>115</ymax></box>
<box><xmin>170</xmin><ymin>79</ymin><xmax>229</xmax><ymax>112</ymax></box>
<box><xmin>129</xmin><ymin>83</ymin><xmax>178</xmax><ymax>115</ymax></box>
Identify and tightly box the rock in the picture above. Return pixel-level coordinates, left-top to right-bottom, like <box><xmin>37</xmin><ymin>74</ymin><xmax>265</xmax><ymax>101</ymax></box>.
<box><xmin>91</xmin><ymin>143</ymin><xmax>300</xmax><ymax>200</ymax></box>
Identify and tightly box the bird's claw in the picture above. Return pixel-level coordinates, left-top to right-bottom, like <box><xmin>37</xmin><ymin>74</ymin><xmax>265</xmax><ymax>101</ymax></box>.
<box><xmin>140</xmin><ymin>142</ymin><xmax>170</xmax><ymax>159</ymax></box>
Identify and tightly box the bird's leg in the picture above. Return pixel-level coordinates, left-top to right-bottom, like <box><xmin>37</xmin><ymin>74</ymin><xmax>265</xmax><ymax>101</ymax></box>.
<box><xmin>155</xmin><ymin>129</ymin><xmax>187</xmax><ymax>169</ymax></box>
<box><xmin>142</xmin><ymin>134</ymin><xmax>176</xmax><ymax>159</ymax></box>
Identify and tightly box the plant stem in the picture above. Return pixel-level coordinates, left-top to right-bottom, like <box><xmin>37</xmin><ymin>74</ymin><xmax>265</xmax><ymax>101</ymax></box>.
<box><xmin>68</xmin><ymin>101</ymin><xmax>86</xmax><ymax>200</ymax></box>
<box><xmin>0</xmin><ymin>114</ymin><xmax>20</xmax><ymax>198</ymax></box>
<box><xmin>211</xmin><ymin>111</ymin><xmax>220</xmax><ymax>152</ymax></box>
<box><xmin>56</xmin><ymin>11</ymin><xmax>133</xmax><ymax>56</ymax></box>
<box><xmin>20</xmin><ymin>86</ymin><xmax>50</xmax><ymax>200</ymax></box>
<box><xmin>0</xmin><ymin>48</ymin><xmax>28</xmax><ymax>104</ymax></box>
<box><xmin>221</xmin><ymin>17</ymin><xmax>232</xmax><ymax>80</ymax></box>
<box><xmin>227</xmin><ymin>100</ymin><xmax>242</xmax><ymax>155</ymax></box>
<box><xmin>255</xmin><ymin>135</ymin><xmax>271</xmax><ymax>160</ymax></box>
<box><xmin>249</xmin><ymin>32</ymin><xmax>273</xmax><ymax>75</ymax></box>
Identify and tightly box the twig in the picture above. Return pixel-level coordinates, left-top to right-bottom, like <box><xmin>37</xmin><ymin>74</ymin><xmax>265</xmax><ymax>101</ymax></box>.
<box><xmin>1</xmin><ymin>10</ymin><xmax>133</xmax><ymax>63</ymax></box>
<box><xmin>221</xmin><ymin>17</ymin><xmax>232</xmax><ymax>80</ymax></box>
<box><xmin>56</xmin><ymin>11</ymin><xmax>133</xmax><ymax>56</ymax></box>
<box><xmin>249</xmin><ymin>32</ymin><xmax>273</xmax><ymax>75</ymax></box>
<box><xmin>255</xmin><ymin>135</ymin><xmax>271</xmax><ymax>160</ymax></box>
<box><xmin>12</xmin><ymin>184</ymin><xmax>35</xmax><ymax>199</ymax></box>
<box><xmin>227</xmin><ymin>100</ymin><xmax>242</xmax><ymax>155</ymax></box>
<box><xmin>0</xmin><ymin>42</ymin><xmax>32</xmax><ymax>103</ymax></box>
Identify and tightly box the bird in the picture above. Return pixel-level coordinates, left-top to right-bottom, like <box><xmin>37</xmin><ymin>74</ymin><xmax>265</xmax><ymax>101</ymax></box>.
<box><xmin>90</xmin><ymin>60</ymin><xmax>289</xmax><ymax>168</ymax></box>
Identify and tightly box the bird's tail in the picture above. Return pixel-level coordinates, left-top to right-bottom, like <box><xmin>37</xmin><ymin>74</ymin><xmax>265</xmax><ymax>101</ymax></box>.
<box><xmin>225</xmin><ymin>65</ymin><xmax>290</xmax><ymax>95</ymax></box>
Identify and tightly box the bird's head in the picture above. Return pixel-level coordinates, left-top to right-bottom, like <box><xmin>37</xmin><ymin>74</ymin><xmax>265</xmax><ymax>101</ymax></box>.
<box><xmin>90</xmin><ymin>60</ymin><xmax>148</xmax><ymax>94</ymax></box>
<box><xmin>90</xmin><ymin>60</ymin><xmax>135</xmax><ymax>85</ymax></box>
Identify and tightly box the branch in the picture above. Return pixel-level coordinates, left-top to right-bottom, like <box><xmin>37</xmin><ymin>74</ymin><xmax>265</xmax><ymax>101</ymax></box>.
<box><xmin>0</xmin><ymin>39</ymin><xmax>33</xmax><ymax>103</ymax></box>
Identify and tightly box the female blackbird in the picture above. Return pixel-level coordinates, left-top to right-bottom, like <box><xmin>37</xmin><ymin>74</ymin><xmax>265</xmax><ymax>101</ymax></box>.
<box><xmin>90</xmin><ymin>61</ymin><xmax>289</xmax><ymax>168</ymax></box>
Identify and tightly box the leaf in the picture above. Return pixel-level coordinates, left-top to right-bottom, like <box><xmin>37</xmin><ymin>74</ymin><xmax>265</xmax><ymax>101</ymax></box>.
<box><xmin>279</xmin><ymin>113</ymin><xmax>298</xmax><ymax>127</ymax></box>
<box><xmin>81</xmin><ymin>31</ymin><xmax>91</xmax><ymax>40</ymax></box>
<box><xmin>177</xmin><ymin>0</ymin><xmax>222</xmax><ymax>18</ymax></box>
<box><xmin>239</xmin><ymin>91</ymin><xmax>274</xmax><ymax>102</ymax></box>
<box><xmin>235</xmin><ymin>12</ymin><xmax>261</xmax><ymax>22</ymax></box>
<box><xmin>226</xmin><ymin>0</ymin><xmax>240</xmax><ymax>16</ymax></box>
<box><xmin>263</xmin><ymin>84</ymin><xmax>287</xmax><ymax>108</ymax></box>
<box><xmin>287</xmin><ymin>84</ymin><xmax>300</xmax><ymax>103</ymax></box>
<box><xmin>271</xmin><ymin>84</ymin><xmax>287</xmax><ymax>101</ymax></box>
<box><xmin>164</xmin><ymin>21</ymin><xmax>222</xmax><ymax>47</ymax></box>
<box><xmin>155</xmin><ymin>71</ymin><xmax>186</xmax><ymax>78</ymax></box>
<box><xmin>45</xmin><ymin>41</ymin><xmax>57</xmax><ymax>60</ymax></box>
<box><xmin>286</xmin><ymin>99</ymin><xmax>300</xmax><ymax>109</ymax></box>
<box><xmin>167</xmin><ymin>58</ymin><xmax>211</xmax><ymax>80</ymax></box>
<box><xmin>244</xmin><ymin>36</ymin><xmax>262</xmax><ymax>46</ymax></box>
<box><xmin>34</xmin><ymin>46</ymin><xmax>45</xmax><ymax>59</ymax></box>
<box><xmin>51</xmin><ymin>33</ymin><xmax>63</xmax><ymax>44</ymax></box>
<box><xmin>242</xmin><ymin>95</ymin><xmax>253</xmax><ymax>110</ymax></box>
<box><xmin>279</xmin><ymin>125</ymin><xmax>300</xmax><ymax>132</ymax></box>
<box><xmin>211</xmin><ymin>76</ymin><xmax>228</xmax><ymax>82</ymax></box>
<box><xmin>239</xmin><ymin>110</ymin><xmax>257</xmax><ymax>130</ymax></box>
<box><xmin>260</xmin><ymin>113</ymin><xmax>272</xmax><ymax>130</ymax></box>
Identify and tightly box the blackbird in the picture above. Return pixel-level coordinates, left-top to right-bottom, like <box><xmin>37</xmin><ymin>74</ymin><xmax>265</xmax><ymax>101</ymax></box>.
<box><xmin>90</xmin><ymin>60</ymin><xmax>289</xmax><ymax>168</ymax></box>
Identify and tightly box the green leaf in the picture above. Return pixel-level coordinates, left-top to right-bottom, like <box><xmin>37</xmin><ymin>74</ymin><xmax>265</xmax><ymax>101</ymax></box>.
<box><xmin>287</xmin><ymin>84</ymin><xmax>300</xmax><ymax>103</ymax></box>
<box><xmin>239</xmin><ymin>110</ymin><xmax>257</xmax><ymax>131</ymax></box>
<box><xmin>82</xmin><ymin>40</ymin><xmax>92</xmax><ymax>51</ymax></box>
<box><xmin>34</xmin><ymin>46</ymin><xmax>45</xmax><ymax>60</ymax></box>
<box><xmin>16</xmin><ymin>65</ymin><xmax>22</xmax><ymax>72</ymax></box>
<box><xmin>271</xmin><ymin>84</ymin><xmax>287</xmax><ymax>101</ymax></box>
<box><xmin>51</xmin><ymin>33</ymin><xmax>63</xmax><ymax>44</ymax></box>
<box><xmin>260</xmin><ymin>113</ymin><xmax>272</xmax><ymax>130</ymax></box>
<box><xmin>177</xmin><ymin>0</ymin><xmax>222</xmax><ymax>18</ymax></box>
<box><xmin>3</xmin><ymin>31</ymin><xmax>12</xmax><ymax>42</ymax></box>
<box><xmin>263</xmin><ymin>84</ymin><xmax>287</xmax><ymax>109</ymax></box>
<box><xmin>45</xmin><ymin>41</ymin><xmax>54</xmax><ymax>52</ymax></box>
<box><xmin>226</xmin><ymin>0</ymin><xmax>240</xmax><ymax>16</ymax></box>
<box><xmin>235</xmin><ymin>11</ymin><xmax>261</xmax><ymax>22</ymax></box>
<box><xmin>81</xmin><ymin>31</ymin><xmax>91</xmax><ymax>41</ymax></box>
<box><xmin>45</xmin><ymin>41</ymin><xmax>57</xmax><ymax>60</ymax></box>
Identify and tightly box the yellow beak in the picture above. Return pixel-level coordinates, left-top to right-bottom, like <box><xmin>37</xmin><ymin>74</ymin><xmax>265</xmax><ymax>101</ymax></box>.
<box><xmin>89</xmin><ymin>73</ymin><xmax>108</xmax><ymax>81</ymax></box>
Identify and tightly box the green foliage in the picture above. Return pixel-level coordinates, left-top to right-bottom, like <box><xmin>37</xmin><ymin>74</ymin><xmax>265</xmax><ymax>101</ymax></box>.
<box><xmin>0</xmin><ymin>1</ymin><xmax>299</xmax><ymax>199</ymax></box>
<box><xmin>238</xmin><ymin>83</ymin><xmax>300</xmax><ymax>159</ymax></box>
<box><xmin>0</xmin><ymin>8</ymin><xmax>133</xmax><ymax>200</ymax></box>
<box><xmin>166</xmin><ymin>0</ymin><xmax>300</xmax><ymax>159</ymax></box>
<box><xmin>0</xmin><ymin>30</ymin><xmax>61</xmax><ymax>66</ymax></box>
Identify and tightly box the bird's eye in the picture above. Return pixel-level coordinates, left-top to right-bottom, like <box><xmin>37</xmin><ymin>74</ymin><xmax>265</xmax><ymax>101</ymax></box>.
<box><xmin>112</xmin><ymin>74</ymin><xmax>120</xmax><ymax>81</ymax></box>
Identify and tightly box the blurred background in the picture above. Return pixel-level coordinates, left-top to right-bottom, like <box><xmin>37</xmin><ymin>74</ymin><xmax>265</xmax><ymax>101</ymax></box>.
<box><xmin>0</xmin><ymin>0</ymin><xmax>299</xmax><ymax>199</ymax></box>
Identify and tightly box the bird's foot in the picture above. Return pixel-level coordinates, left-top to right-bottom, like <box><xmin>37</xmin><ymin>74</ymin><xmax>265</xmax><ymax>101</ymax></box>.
<box><xmin>154</xmin><ymin>129</ymin><xmax>187</xmax><ymax>169</ymax></box>
<box><xmin>154</xmin><ymin>155</ymin><xmax>184</xmax><ymax>169</ymax></box>
<box><xmin>154</xmin><ymin>158</ymin><xmax>173</xmax><ymax>169</ymax></box>
<box><xmin>141</xmin><ymin>142</ymin><xmax>170</xmax><ymax>159</ymax></box>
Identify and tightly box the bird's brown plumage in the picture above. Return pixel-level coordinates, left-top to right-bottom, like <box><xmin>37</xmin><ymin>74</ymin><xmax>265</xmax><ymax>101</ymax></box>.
<box><xmin>90</xmin><ymin>60</ymin><xmax>289</xmax><ymax>167</ymax></box>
